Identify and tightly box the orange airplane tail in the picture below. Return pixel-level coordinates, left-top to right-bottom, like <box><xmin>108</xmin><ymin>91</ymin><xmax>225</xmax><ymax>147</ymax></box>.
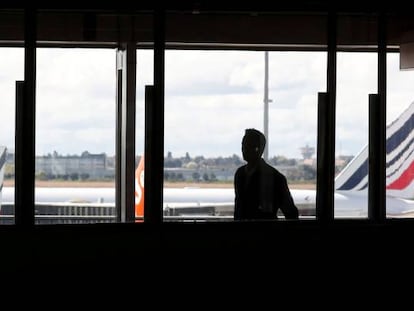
<box><xmin>135</xmin><ymin>155</ymin><xmax>144</xmax><ymax>219</ymax></box>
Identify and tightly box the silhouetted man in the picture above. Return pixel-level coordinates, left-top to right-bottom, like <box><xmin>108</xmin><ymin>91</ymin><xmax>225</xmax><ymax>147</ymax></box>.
<box><xmin>234</xmin><ymin>128</ymin><xmax>299</xmax><ymax>220</ymax></box>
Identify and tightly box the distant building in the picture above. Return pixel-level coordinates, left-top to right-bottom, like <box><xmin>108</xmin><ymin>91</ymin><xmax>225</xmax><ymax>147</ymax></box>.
<box><xmin>164</xmin><ymin>167</ymin><xmax>236</xmax><ymax>182</ymax></box>
<box><xmin>302</xmin><ymin>158</ymin><xmax>316</xmax><ymax>167</ymax></box>
<box><xmin>36</xmin><ymin>151</ymin><xmax>113</xmax><ymax>179</ymax></box>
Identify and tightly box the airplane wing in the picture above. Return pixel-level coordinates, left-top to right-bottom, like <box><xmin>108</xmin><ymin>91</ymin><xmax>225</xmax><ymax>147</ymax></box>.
<box><xmin>2</xmin><ymin>184</ymin><xmax>414</xmax><ymax>221</ymax></box>
<box><xmin>335</xmin><ymin>190</ymin><xmax>414</xmax><ymax>218</ymax></box>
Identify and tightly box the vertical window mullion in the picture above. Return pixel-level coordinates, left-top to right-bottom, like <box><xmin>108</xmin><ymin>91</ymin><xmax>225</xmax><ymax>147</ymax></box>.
<box><xmin>316</xmin><ymin>12</ymin><xmax>336</xmax><ymax>222</ymax></box>
<box><xmin>15</xmin><ymin>8</ymin><xmax>36</xmax><ymax>226</ymax></box>
<box><xmin>369</xmin><ymin>13</ymin><xmax>386</xmax><ymax>222</ymax></box>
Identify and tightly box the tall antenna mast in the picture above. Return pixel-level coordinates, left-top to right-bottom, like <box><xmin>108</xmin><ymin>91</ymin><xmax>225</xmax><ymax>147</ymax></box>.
<box><xmin>263</xmin><ymin>51</ymin><xmax>271</xmax><ymax>161</ymax></box>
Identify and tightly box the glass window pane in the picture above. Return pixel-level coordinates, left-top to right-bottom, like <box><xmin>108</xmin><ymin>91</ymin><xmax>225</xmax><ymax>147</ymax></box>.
<box><xmin>386</xmin><ymin>52</ymin><xmax>414</xmax><ymax>218</ymax></box>
<box><xmin>335</xmin><ymin>52</ymin><xmax>377</xmax><ymax>218</ymax></box>
<box><xmin>163</xmin><ymin>50</ymin><xmax>325</xmax><ymax>221</ymax></box>
<box><xmin>36</xmin><ymin>48</ymin><xmax>116</xmax><ymax>224</ymax></box>
<box><xmin>0</xmin><ymin>48</ymin><xmax>24</xmax><ymax>225</ymax></box>
<box><xmin>135</xmin><ymin>49</ymin><xmax>153</xmax><ymax>222</ymax></box>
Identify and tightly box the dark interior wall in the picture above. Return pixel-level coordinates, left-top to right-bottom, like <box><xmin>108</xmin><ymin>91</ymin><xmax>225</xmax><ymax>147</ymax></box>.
<box><xmin>2</xmin><ymin>221</ymin><xmax>414</xmax><ymax>277</ymax></box>
<box><xmin>0</xmin><ymin>9</ymin><xmax>413</xmax><ymax>48</ymax></box>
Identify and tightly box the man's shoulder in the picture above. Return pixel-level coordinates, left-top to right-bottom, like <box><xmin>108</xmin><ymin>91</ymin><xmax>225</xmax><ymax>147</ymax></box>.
<box><xmin>262</xmin><ymin>161</ymin><xmax>286</xmax><ymax>179</ymax></box>
<box><xmin>236</xmin><ymin>164</ymin><xmax>246</xmax><ymax>171</ymax></box>
<box><xmin>235</xmin><ymin>165</ymin><xmax>246</xmax><ymax>175</ymax></box>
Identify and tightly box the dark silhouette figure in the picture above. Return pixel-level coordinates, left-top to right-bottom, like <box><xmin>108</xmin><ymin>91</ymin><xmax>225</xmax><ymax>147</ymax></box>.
<box><xmin>234</xmin><ymin>128</ymin><xmax>299</xmax><ymax>220</ymax></box>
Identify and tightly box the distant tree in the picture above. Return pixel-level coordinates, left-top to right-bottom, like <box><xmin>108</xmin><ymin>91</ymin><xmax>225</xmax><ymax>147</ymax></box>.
<box><xmin>185</xmin><ymin>161</ymin><xmax>198</xmax><ymax>169</ymax></box>
<box><xmin>194</xmin><ymin>156</ymin><xmax>205</xmax><ymax>163</ymax></box>
<box><xmin>36</xmin><ymin>171</ymin><xmax>47</xmax><ymax>180</ymax></box>
<box><xmin>215</xmin><ymin>156</ymin><xmax>224</xmax><ymax>166</ymax></box>
<box><xmin>232</xmin><ymin>154</ymin><xmax>242</xmax><ymax>166</ymax></box>
<box><xmin>177</xmin><ymin>173</ymin><xmax>184</xmax><ymax>181</ymax></box>
<box><xmin>192</xmin><ymin>172</ymin><xmax>200</xmax><ymax>182</ymax></box>
<box><xmin>288</xmin><ymin>158</ymin><xmax>297</xmax><ymax>166</ymax></box>
<box><xmin>164</xmin><ymin>172</ymin><xmax>170</xmax><ymax>181</ymax></box>
<box><xmin>80</xmin><ymin>173</ymin><xmax>90</xmax><ymax>180</ymax></box>
<box><xmin>202</xmin><ymin>173</ymin><xmax>209</xmax><ymax>181</ymax></box>
<box><xmin>164</xmin><ymin>159</ymin><xmax>182</xmax><ymax>168</ymax></box>
<box><xmin>272</xmin><ymin>155</ymin><xmax>291</xmax><ymax>166</ymax></box>
<box><xmin>210</xmin><ymin>173</ymin><xmax>217</xmax><ymax>181</ymax></box>
<box><xmin>301</xmin><ymin>165</ymin><xmax>316</xmax><ymax>180</ymax></box>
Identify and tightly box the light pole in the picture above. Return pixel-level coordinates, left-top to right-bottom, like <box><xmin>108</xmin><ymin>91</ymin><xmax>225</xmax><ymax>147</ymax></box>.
<box><xmin>263</xmin><ymin>51</ymin><xmax>272</xmax><ymax>161</ymax></box>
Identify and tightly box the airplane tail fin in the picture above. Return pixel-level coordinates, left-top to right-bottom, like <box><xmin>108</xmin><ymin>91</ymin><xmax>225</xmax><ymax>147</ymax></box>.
<box><xmin>135</xmin><ymin>155</ymin><xmax>144</xmax><ymax>219</ymax></box>
<box><xmin>384</xmin><ymin>102</ymin><xmax>414</xmax><ymax>198</ymax></box>
<box><xmin>335</xmin><ymin>101</ymin><xmax>414</xmax><ymax>199</ymax></box>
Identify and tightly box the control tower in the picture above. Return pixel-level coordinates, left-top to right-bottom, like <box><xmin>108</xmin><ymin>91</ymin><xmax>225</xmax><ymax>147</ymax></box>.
<box><xmin>300</xmin><ymin>144</ymin><xmax>315</xmax><ymax>159</ymax></box>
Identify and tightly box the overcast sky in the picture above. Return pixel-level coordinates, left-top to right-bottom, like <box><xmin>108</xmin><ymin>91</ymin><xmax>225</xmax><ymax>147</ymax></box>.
<box><xmin>1</xmin><ymin>48</ymin><xmax>413</xmax><ymax>159</ymax></box>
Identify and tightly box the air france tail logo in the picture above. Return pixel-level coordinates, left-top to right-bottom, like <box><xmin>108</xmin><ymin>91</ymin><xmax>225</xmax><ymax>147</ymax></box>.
<box><xmin>335</xmin><ymin>102</ymin><xmax>414</xmax><ymax>199</ymax></box>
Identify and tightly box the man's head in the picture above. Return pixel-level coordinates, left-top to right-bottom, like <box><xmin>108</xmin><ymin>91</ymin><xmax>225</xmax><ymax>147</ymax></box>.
<box><xmin>241</xmin><ymin>128</ymin><xmax>266</xmax><ymax>163</ymax></box>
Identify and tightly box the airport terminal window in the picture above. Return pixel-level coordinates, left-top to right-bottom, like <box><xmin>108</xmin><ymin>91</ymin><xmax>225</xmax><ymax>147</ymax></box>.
<box><xmin>136</xmin><ymin>49</ymin><xmax>154</xmax><ymax>221</ymax></box>
<box><xmin>334</xmin><ymin>52</ymin><xmax>377</xmax><ymax>218</ymax></box>
<box><xmin>6</xmin><ymin>9</ymin><xmax>412</xmax><ymax>225</ymax></box>
<box><xmin>386</xmin><ymin>52</ymin><xmax>414</xmax><ymax>219</ymax></box>
<box><xmin>163</xmin><ymin>50</ymin><xmax>325</xmax><ymax>221</ymax></box>
<box><xmin>35</xmin><ymin>48</ymin><xmax>116</xmax><ymax>224</ymax></box>
<box><xmin>0</xmin><ymin>48</ymin><xmax>24</xmax><ymax>225</ymax></box>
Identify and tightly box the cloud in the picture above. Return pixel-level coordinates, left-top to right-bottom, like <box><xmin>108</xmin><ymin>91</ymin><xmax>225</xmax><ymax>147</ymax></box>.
<box><xmin>2</xmin><ymin>48</ymin><xmax>414</xmax><ymax>161</ymax></box>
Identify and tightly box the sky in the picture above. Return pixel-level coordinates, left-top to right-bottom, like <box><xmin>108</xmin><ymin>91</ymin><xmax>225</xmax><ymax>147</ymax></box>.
<box><xmin>1</xmin><ymin>48</ymin><xmax>414</xmax><ymax>159</ymax></box>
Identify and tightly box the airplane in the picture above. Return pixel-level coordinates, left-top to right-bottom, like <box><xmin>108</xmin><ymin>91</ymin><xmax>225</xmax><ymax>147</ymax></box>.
<box><xmin>2</xmin><ymin>101</ymin><xmax>414</xmax><ymax>221</ymax></box>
